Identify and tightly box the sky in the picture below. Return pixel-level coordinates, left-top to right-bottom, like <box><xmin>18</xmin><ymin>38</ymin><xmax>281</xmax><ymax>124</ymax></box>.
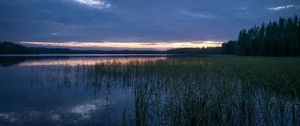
<box><xmin>0</xmin><ymin>0</ymin><xmax>300</xmax><ymax>50</ymax></box>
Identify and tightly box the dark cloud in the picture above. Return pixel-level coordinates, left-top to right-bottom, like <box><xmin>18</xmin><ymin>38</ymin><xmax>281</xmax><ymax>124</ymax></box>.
<box><xmin>0</xmin><ymin>0</ymin><xmax>300</xmax><ymax>42</ymax></box>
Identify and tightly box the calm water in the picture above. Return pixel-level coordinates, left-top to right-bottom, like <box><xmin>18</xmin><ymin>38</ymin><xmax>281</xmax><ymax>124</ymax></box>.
<box><xmin>0</xmin><ymin>55</ymin><xmax>168</xmax><ymax>126</ymax></box>
<box><xmin>0</xmin><ymin>55</ymin><xmax>299</xmax><ymax>126</ymax></box>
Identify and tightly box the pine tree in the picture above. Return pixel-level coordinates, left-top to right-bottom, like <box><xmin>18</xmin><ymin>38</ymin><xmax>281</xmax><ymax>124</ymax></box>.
<box><xmin>222</xmin><ymin>16</ymin><xmax>300</xmax><ymax>56</ymax></box>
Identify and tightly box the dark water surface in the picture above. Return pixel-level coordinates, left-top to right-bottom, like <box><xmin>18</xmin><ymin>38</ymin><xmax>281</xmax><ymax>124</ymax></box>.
<box><xmin>0</xmin><ymin>55</ymin><xmax>299</xmax><ymax>126</ymax></box>
<box><xmin>0</xmin><ymin>55</ymin><xmax>168</xmax><ymax>126</ymax></box>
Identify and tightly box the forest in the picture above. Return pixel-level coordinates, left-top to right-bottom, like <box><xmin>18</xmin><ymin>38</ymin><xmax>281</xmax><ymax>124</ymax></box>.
<box><xmin>0</xmin><ymin>41</ymin><xmax>161</xmax><ymax>54</ymax></box>
<box><xmin>222</xmin><ymin>16</ymin><xmax>300</xmax><ymax>56</ymax></box>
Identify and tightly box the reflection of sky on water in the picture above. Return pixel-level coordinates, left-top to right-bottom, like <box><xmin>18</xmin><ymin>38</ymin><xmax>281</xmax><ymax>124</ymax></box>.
<box><xmin>0</xmin><ymin>82</ymin><xmax>134</xmax><ymax>125</ymax></box>
<box><xmin>0</xmin><ymin>56</ymin><xmax>145</xmax><ymax>125</ymax></box>
<box><xmin>19</xmin><ymin>57</ymin><xmax>166</xmax><ymax>66</ymax></box>
<box><xmin>0</xmin><ymin>91</ymin><xmax>130</xmax><ymax>124</ymax></box>
<box><xmin>1</xmin><ymin>56</ymin><xmax>300</xmax><ymax>125</ymax></box>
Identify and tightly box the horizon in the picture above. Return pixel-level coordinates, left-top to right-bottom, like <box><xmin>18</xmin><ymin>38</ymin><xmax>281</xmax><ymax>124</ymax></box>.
<box><xmin>19</xmin><ymin>41</ymin><xmax>222</xmax><ymax>51</ymax></box>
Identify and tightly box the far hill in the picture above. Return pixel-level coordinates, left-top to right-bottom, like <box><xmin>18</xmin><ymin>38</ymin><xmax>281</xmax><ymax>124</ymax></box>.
<box><xmin>0</xmin><ymin>41</ymin><xmax>162</xmax><ymax>54</ymax></box>
<box><xmin>165</xmin><ymin>47</ymin><xmax>221</xmax><ymax>54</ymax></box>
<box><xmin>0</xmin><ymin>41</ymin><xmax>223</xmax><ymax>54</ymax></box>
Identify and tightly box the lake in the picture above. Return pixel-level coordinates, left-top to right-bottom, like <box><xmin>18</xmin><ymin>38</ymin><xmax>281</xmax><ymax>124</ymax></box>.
<box><xmin>0</xmin><ymin>55</ymin><xmax>299</xmax><ymax>126</ymax></box>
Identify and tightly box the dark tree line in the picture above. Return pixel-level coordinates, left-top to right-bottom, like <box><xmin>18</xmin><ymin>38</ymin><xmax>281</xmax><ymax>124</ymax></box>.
<box><xmin>0</xmin><ymin>41</ymin><xmax>74</xmax><ymax>54</ymax></box>
<box><xmin>0</xmin><ymin>41</ymin><xmax>222</xmax><ymax>54</ymax></box>
<box><xmin>0</xmin><ymin>41</ymin><xmax>161</xmax><ymax>54</ymax></box>
<box><xmin>166</xmin><ymin>47</ymin><xmax>222</xmax><ymax>54</ymax></box>
<box><xmin>222</xmin><ymin>16</ymin><xmax>300</xmax><ymax>56</ymax></box>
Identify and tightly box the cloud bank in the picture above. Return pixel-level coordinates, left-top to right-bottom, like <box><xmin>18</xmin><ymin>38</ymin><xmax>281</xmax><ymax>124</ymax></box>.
<box><xmin>0</xmin><ymin>0</ymin><xmax>300</xmax><ymax>44</ymax></box>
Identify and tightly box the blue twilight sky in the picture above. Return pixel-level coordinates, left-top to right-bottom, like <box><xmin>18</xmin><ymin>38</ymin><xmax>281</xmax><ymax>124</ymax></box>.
<box><xmin>0</xmin><ymin>0</ymin><xmax>300</xmax><ymax>43</ymax></box>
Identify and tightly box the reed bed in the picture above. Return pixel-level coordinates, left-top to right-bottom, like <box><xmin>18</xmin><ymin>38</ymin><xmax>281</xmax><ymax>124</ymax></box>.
<box><xmin>32</xmin><ymin>56</ymin><xmax>300</xmax><ymax>126</ymax></box>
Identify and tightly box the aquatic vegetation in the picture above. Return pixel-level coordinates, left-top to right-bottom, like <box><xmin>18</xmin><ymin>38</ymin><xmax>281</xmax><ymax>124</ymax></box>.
<box><xmin>3</xmin><ymin>56</ymin><xmax>299</xmax><ymax>125</ymax></box>
<box><xmin>87</xmin><ymin>56</ymin><xmax>300</xmax><ymax>126</ymax></box>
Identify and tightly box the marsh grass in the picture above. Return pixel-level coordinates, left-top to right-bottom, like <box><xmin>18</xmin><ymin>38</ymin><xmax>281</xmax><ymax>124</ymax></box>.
<box><xmin>32</xmin><ymin>56</ymin><xmax>300</xmax><ymax>126</ymax></box>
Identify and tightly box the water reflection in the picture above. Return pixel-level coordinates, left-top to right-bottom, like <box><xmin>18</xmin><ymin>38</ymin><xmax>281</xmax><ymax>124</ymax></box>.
<box><xmin>0</xmin><ymin>54</ymin><xmax>170</xmax><ymax>67</ymax></box>
<box><xmin>19</xmin><ymin>57</ymin><xmax>167</xmax><ymax>66</ymax></box>
<box><xmin>0</xmin><ymin>56</ymin><xmax>299</xmax><ymax>125</ymax></box>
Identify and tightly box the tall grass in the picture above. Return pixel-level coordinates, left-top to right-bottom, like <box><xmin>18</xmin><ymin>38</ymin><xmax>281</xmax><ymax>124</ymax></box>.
<box><xmin>32</xmin><ymin>56</ymin><xmax>300</xmax><ymax>126</ymax></box>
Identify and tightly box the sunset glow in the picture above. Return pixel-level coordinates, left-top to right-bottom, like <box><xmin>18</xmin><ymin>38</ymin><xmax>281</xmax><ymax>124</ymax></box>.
<box><xmin>20</xmin><ymin>41</ymin><xmax>223</xmax><ymax>50</ymax></box>
<box><xmin>19</xmin><ymin>58</ymin><xmax>166</xmax><ymax>66</ymax></box>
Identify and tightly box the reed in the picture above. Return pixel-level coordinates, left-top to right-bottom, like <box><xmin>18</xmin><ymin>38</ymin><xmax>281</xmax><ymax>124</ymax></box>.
<box><xmin>34</xmin><ymin>56</ymin><xmax>300</xmax><ymax>125</ymax></box>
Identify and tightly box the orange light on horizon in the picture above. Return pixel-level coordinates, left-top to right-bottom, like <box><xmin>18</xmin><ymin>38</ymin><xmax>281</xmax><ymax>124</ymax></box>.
<box><xmin>19</xmin><ymin>57</ymin><xmax>167</xmax><ymax>66</ymax></box>
<box><xmin>20</xmin><ymin>41</ymin><xmax>223</xmax><ymax>50</ymax></box>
